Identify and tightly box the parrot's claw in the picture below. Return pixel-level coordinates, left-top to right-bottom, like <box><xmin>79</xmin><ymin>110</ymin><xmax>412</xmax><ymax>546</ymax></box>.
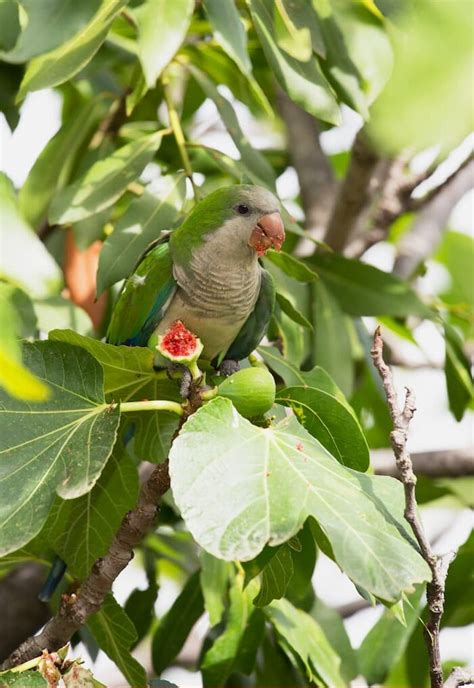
<box><xmin>167</xmin><ymin>363</ymin><xmax>193</xmax><ymax>398</ymax></box>
<box><xmin>218</xmin><ymin>359</ymin><xmax>240</xmax><ymax>377</ymax></box>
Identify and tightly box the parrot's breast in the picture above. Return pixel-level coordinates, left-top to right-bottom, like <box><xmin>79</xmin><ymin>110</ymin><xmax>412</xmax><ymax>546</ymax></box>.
<box><xmin>157</xmin><ymin>256</ymin><xmax>261</xmax><ymax>360</ymax></box>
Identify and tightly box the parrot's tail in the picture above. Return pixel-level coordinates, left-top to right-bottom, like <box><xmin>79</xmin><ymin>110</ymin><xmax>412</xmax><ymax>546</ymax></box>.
<box><xmin>38</xmin><ymin>556</ymin><xmax>67</xmax><ymax>602</ymax></box>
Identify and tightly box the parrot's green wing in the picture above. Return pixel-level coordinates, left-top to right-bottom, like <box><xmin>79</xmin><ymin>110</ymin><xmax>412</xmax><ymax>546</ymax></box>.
<box><xmin>106</xmin><ymin>239</ymin><xmax>176</xmax><ymax>346</ymax></box>
<box><xmin>224</xmin><ymin>268</ymin><xmax>275</xmax><ymax>361</ymax></box>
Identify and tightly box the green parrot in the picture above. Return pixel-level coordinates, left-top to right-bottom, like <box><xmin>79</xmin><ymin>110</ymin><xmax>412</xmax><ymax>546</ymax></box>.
<box><xmin>39</xmin><ymin>185</ymin><xmax>285</xmax><ymax>602</ymax></box>
<box><xmin>106</xmin><ymin>184</ymin><xmax>285</xmax><ymax>372</ymax></box>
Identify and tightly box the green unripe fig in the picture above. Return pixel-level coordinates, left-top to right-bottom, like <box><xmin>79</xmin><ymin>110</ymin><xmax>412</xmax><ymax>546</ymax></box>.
<box><xmin>217</xmin><ymin>367</ymin><xmax>276</xmax><ymax>418</ymax></box>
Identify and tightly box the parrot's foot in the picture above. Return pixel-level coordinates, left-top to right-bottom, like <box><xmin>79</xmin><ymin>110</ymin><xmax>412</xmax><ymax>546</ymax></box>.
<box><xmin>167</xmin><ymin>363</ymin><xmax>193</xmax><ymax>398</ymax></box>
<box><xmin>218</xmin><ymin>359</ymin><xmax>240</xmax><ymax>377</ymax></box>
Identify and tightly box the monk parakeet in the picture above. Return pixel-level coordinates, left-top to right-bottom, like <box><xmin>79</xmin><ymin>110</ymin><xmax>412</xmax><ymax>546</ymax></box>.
<box><xmin>106</xmin><ymin>184</ymin><xmax>285</xmax><ymax>367</ymax></box>
<box><xmin>39</xmin><ymin>186</ymin><xmax>284</xmax><ymax>602</ymax></box>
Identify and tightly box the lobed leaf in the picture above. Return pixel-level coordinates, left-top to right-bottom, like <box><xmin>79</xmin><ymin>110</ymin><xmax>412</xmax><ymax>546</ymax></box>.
<box><xmin>49</xmin><ymin>330</ymin><xmax>180</xmax><ymax>462</ymax></box>
<box><xmin>0</xmin><ymin>341</ymin><xmax>120</xmax><ymax>555</ymax></box>
<box><xmin>170</xmin><ymin>398</ymin><xmax>431</xmax><ymax>602</ymax></box>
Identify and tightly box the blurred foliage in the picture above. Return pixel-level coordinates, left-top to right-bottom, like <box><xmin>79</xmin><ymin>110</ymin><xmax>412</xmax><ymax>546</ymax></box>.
<box><xmin>0</xmin><ymin>0</ymin><xmax>472</xmax><ymax>685</ymax></box>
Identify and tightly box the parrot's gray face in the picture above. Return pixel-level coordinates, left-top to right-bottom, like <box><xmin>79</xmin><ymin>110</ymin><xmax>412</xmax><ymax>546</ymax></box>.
<box><xmin>230</xmin><ymin>188</ymin><xmax>286</xmax><ymax>257</ymax></box>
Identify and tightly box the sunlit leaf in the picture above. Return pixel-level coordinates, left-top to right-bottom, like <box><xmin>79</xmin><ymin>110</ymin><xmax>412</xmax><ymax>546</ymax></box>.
<box><xmin>17</xmin><ymin>0</ymin><xmax>129</xmax><ymax>99</ymax></box>
<box><xmin>96</xmin><ymin>174</ymin><xmax>186</xmax><ymax>295</ymax></box>
<box><xmin>49</xmin><ymin>329</ymin><xmax>180</xmax><ymax>462</ymax></box>
<box><xmin>276</xmin><ymin>385</ymin><xmax>370</xmax><ymax>471</ymax></box>
<box><xmin>266</xmin><ymin>597</ymin><xmax>344</xmax><ymax>687</ymax></box>
<box><xmin>170</xmin><ymin>398</ymin><xmax>430</xmax><ymax>602</ymax></box>
<box><xmin>0</xmin><ymin>173</ymin><xmax>62</xmax><ymax>298</ymax></box>
<box><xmin>19</xmin><ymin>98</ymin><xmax>102</xmax><ymax>227</ymax></box>
<box><xmin>203</xmin><ymin>0</ymin><xmax>251</xmax><ymax>74</ymax></box>
<box><xmin>49</xmin><ymin>132</ymin><xmax>163</xmax><ymax>224</ymax></box>
<box><xmin>249</xmin><ymin>0</ymin><xmax>340</xmax><ymax>125</ymax></box>
<box><xmin>0</xmin><ymin>341</ymin><xmax>120</xmax><ymax>555</ymax></box>
<box><xmin>134</xmin><ymin>0</ymin><xmax>194</xmax><ymax>88</ymax></box>
<box><xmin>187</xmin><ymin>65</ymin><xmax>276</xmax><ymax>188</ymax></box>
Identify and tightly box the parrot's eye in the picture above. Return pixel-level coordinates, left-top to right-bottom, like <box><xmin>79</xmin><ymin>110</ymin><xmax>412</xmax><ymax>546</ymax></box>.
<box><xmin>236</xmin><ymin>204</ymin><xmax>250</xmax><ymax>215</ymax></box>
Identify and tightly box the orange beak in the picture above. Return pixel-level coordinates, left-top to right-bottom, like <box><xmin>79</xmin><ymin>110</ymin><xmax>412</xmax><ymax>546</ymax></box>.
<box><xmin>248</xmin><ymin>212</ymin><xmax>285</xmax><ymax>257</ymax></box>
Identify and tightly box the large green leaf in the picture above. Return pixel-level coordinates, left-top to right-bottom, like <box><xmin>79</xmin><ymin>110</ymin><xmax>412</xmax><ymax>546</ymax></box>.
<box><xmin>203</xmin><ymin>0</ymin><xmax>251</xmax><ymax>74</ymax></box>
<box><xmin>49</xmin><ymin>131</ymin><xmax>163</xmax><ymax>224</ymax></box>
<box><xmin>312</xmin><ymin>281</ymin><xmax>354</xmax><ymax>397</ymax></box>
<box><xmin>0</xmin><ymin>1</ymin><xmax>20</xmax><ymax>53</ymax></box>
<box><xmin>311</xmin><ymin>253</ymin><xmax>431</xmax><ymax>317</ymax></box>
<box><xmin>2</xmin><ymin>0</ymin><xmax>100</xmax><ymax>64</ymax></box>
<box><xmin>17</xmin><ymin>0</ymin><xmax>129</xmax><ymax>99</ymax></box>
<box><xmin>0</xmin><ymin>341</ymin><xmax>120</xmax><ymax>555</ymax></box>
<box><xmin>276</xmin><ymin>385</ymin><xmax>369</xmax><ymax>471</ymax></box>
<box><xmin>49</xmin><ymin>329</ymin><xmax>180</xmax><ymax>462</ymax></box>
<box><xmin>258</xmin><ymin>345</ymin><xmax>338</xmax><ymax>389</ymax></box>
<box><xmin>134</xmin><ymin>0</ymin><xmax>194</xmax><ymax>88</ymax></box>
<box><xmin>0</xmin><ymin>173</ymin><xmax>62</xmax><ymax>298</ymax></box>
<box><xmin>187</xmin><ymin>65</ymin><xmax>276</xmax><ymax>188</ymax></box>
<box><xmin>151</xmin><ymin>571</ymin><xmax>204</xmax><ymax>675</ymax></box>
<box><xmin>170</xmin><ymin>398</ymin><xmax>431</xmax><ymax>602</ymax></box>
<box><xmin>445</xmin><ymin>324</ymin><xmax>473</xmax><ymax>421</ymax></box>
<box><xmin>19</xmin><ymin>98</ymin><xmax>102</xmax><ymax>227</ymax></box>
<box><xmin>275</xmin><ymin>0</ymin><xmax>325</xmax><ymax>58</ymax></box>
<box><xmin>265</xmin><ymin>598</ymin><xmax>344</xmax><ymax>687</ymax></box>
<box><xmin>46</xmin><ymin>447</ymin><xmax>138</xmax><ymax>579</ymax></box>
<box><xmin>96</xmin><ymin>174</ymin><xmax>186</xmax><ymax>295</ymax></box>
<box><xmin>88</xmin><ymin>594</ymin><xmax>147</xmax><ymax>688</ymax></box>
<box><xmin>248</xmin><ymin>0</ymin><xmax>340</xmax><ymax>125</ymax></box>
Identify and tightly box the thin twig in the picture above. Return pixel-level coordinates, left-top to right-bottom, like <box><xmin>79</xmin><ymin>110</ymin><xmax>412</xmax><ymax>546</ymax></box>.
<box><xmin>1</xmin><ymin>461</ymin><xmax>171</xmax><ymax>669</ymax></box>
<box><xmin>370</xmin><ymin>326</ymin><xmax>448</xmax><ymax>688</ymax></box>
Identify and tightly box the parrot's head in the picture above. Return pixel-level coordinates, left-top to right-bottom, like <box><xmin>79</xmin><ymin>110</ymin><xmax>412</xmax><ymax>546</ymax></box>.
<box><xmin>170</xmin><ymin>185</ymin><xmax>285</xmax><ymax>266</ymax></box>
<box><xmin>230</xmin><ymin>185</ymin><xmax>286</xmax><ymax>257</ymax></box>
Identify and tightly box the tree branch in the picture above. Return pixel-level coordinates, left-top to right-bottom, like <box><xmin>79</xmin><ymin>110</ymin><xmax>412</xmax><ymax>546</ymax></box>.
<box><xmin>372</xmin><ymin>447</ymin><xmax>474</xmax><ymax>478</ymax></box>
<box><xmin>371</xmin><ymin>326</ymin><xmax>449</xmax><ymax>688</ymax></box>
<box><xmin>393</xmin><ymin>158</ymin><xmax>474</xmax><ymax>279</ymax></box>
<box><xmin>323</xmin><ymin>129</ymin><xmax>380</xmax><ymax>251</ymax></box>
<box><xmin>2</xmin><ymin>461</ymin><xmax>171</xmax><ymax>670</ymax></box>
<box><xmin>276</xmin><ymin>88</ymin><xmax>337</xmax><ymax>238</ymax></box>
